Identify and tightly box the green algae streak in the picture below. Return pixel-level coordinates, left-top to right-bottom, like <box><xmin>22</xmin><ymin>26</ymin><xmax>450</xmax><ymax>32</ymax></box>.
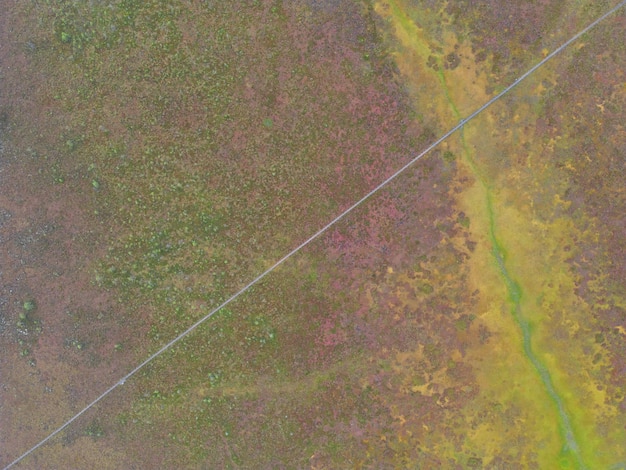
<box><xmin>381</xmin><ymin>1</ymin><xmax>588</xmax><ymax>467</ymax></box>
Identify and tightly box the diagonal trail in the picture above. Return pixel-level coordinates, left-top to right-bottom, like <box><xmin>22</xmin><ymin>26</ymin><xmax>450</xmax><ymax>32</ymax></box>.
<box><xmin>4</xmin><ymin>1</ymin><xmax>625</xmax><ymax>468</ymax></box>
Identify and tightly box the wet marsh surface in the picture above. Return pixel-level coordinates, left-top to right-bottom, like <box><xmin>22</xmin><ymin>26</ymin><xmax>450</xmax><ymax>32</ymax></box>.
<box><xmin>1</xmin><ymin>1</ymin><xmax>625</xmax><ymax>468</ymax></box>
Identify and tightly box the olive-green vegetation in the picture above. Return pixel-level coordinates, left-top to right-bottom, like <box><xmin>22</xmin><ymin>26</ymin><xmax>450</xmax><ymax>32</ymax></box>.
<box><xmin>1</xmin><ymin>0</ymin><xmax>625</xmax><ymax>468</ymax></box>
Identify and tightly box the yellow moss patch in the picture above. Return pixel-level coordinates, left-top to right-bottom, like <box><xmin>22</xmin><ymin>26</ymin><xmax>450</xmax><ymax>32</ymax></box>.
<box><xmin>373</xmin><ymin>0</ymin><xmax>626</xmax><ymax>467</ymax></box>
